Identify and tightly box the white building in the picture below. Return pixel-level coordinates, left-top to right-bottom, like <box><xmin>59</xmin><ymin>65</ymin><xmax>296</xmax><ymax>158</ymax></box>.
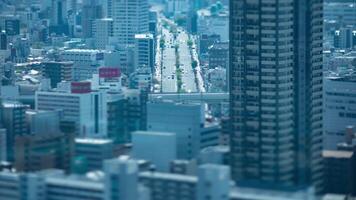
<box><xmin>111</xmin><ymin>0</ymin><xmax>149</xmax><ymax>46</ymax></box>
<box><xmin>35</xmin><ymin>82</ymin><xmax>107</xmax><ymax>138</ymax></box>
<box><xmin>324</xmin><ymin>72</ymin><xmax>356</xmax><ymax>150</ymax></box>
<box><xmin>132</xmin><ymin>131</ymin><xmax>177</xmax><ymax>172</ymax></box>
<box><xmin>60</xmin><ymin>49</ymin><xmax>105</xmax><ymax>81</ymax></box>
<box><xmin>134</xmin><ymin>33</ymin><xmax>155</xmax><ymax>71</ymax></box>
<box><xmin>147</xmin><ymin>100</ymin><xmax>220</xmax><ymax>159</ymax></box>
<box><xmin>93</xmin><ymin>18</ymin><xmax>113</xmax><ymax>50</ymax></box>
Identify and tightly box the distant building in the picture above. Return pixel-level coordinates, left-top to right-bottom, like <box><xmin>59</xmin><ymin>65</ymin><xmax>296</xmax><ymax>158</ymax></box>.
<box><xmin>147</xmin><ymin>100</ymin><xmax>220</xmax><ymax>159</ymax></box>
<box><xmin>75</xmin><ymin>138</ymin><xmax>114</xmax><ymax>171</ymax></box>
<box><xmin>334</xmin><ymin>28</ymin><xmax>356</xmax><ymax>49</ymax></box>
<box><xmin>324</xmin><ymin>73</ymin><xmax>356</xmax><ymax>150</ymax></box>
<box><xmin>134</xmin><ymin>33</ymin><xmax>155</xmax><ymax>72</ymax></box>
<box><xmin>111</xmin><ymin>0</ymin><xmax>149</xmax><ymax>46</ymax></box>
<box><xmin>36</xmin><ymin>82</ymin><xmax>107</xmax><ymax>138</ymax></box>
<box><xmin>14</xmin><ymin>131</ymin><xmax>74</xmax><ymax>172</ymax></box>
<box><xmin>1</xmin><ymin>101</ymin><xmax>28</xmax><ymax>162</ymax></box>
<box><xmin>42</xmin><ymin>61</ymin><xmax>73</xmax><ymax>88</ymax></box>
<box><xmin>208</xmin><ymin>42</ymin><xmax>229</xmax><ymax>69</ymax></box>
<box><xmin>93</xmin><ymin>18</ymin><xmax>113</xmax><ymax>49</ymax></box>
<box><xmin>197</xmin><ymin>6</ymin><xmax>229</xmax><ymax>42</ymax></box>
<box><xmin>60</xmin><ymin>49</ymin><xmax>105</xmax><ymax>81</ymax></box>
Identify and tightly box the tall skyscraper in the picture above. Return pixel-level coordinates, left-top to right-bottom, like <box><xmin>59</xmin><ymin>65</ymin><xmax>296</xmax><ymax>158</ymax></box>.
<box><xmin>229</xmin><ymin>0</ymin><xmax>323</xmax><ymax>192</ymax></box>
<box><xmin>111</xmin><ymin>0</ymin><xmax>149</xmax><ymax>46</ymax></box>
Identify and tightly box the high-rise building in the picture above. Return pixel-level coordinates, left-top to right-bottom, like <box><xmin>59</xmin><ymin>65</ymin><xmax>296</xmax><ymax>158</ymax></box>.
<box><xmin>229</xmin><ymin>0</ymin><xmax>323</xmax><ymax>192</ymax></box>
<box><xmin>1</xmin><ymin>101</ymin><xmax>28</xmax><ymax>162</ymax></box>
<box><xmin>134</xmin><ymin>33</ymin><xmax>155</xmax><ymax>72</ymax></box>
<box><xmin>111</xmin><ymin>0</ymin><xmax>149</xmax><ymax>46</ymax></box>
<box><xmin>81</xmin><ymin>0</ymin><xmax>103</xmax><ymax>38</ymax></box>
<box><xmin>93</xmin><ymin>18</ymin><xmax>114</xmax><ymax>49</ymax></box>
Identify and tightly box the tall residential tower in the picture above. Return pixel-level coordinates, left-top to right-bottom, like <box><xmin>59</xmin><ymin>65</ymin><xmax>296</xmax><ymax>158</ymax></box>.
<box><xmin>229</xmin><ymin>0</ymin><xmax>323</xmax><ymax>192</ymax></box>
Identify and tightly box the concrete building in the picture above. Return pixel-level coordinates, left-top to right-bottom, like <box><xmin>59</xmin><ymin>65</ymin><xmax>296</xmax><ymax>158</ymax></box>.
<box><xmin>93</xmin><ymin>18</ymin><xmax>113</xmax><ymax>49</ymax></box>
<box><xmin>1</xmin><ymin>101</ymin><xmax>28</xmax><ymax>162</ymax></box>
<box><xmin>75</xmin><ymin>138</ymin><xmax>114</xmax><ymax>171</ymax></box>
<box><xmin>132</xmin><ymin>131</ymin><xmax>177</xmax><ymax>172</ymax></box>
<box><xmin>36</xmin><ymin>82</ymin><xmax>107</xmax><ymax>138</ymax></box>
<box><xmin>147</xmin><ymin>100</ymin><xmax>220</xmax><ymax>159</ymax></box>
<box><xmin>111</xmin><ymin>0</ymin><xmax>149</xmax><ymax>46</ymax></box>
<box><xmin>134</xmin><ymin>33</ymin><xmax>155</xmax><ymax>72</ymax></box>
<box><xmin>25</xmin><ymin>110</ymin><xmax>61</xmax><ymax>135</ymax></box>
<box><xmin>81</xmin><ymin>0</ymin><xmax>103</xmax><ymax>38</ymax></box>
<box><xmin>42</xmin><ymin>61</ymin><xmax>73</xmax><ymax>89</ymax></box>
<box><xmin>230</xmin><ymin>0</ymin><xmax>324</xmax><ymax>191</ymax></box>
<box><xmin>197</xmin><ymin>164</ymin><xmax>230</xmax><ymax>200</ymax></box>
<box><xmin>60</xmin><ymin>49</ymin><xmax>105</xmax><ymax>81</ymax></box>
<box><xmin>208</xmin><ymin>42</ymin><xmax>229</xmax><ymax>69</ymax></box>
<box><xmin>140</xmin><ymin>171</ymin><xmax>197</xmax><ymax>200</ymax></box>
<box><xmin>334</xmin><ymin>27</ymin><xmax>356</xmax><ymax>49</ymax></box>
<box><xmin>323</xmin><ymin>150</ymin><xmax>356</xmax><ymax>195</ymax></box>
<box><xmin>103</xmin><ymin>156</ymin><xmax>141</xmax><ymax>200</ymax></box>
<box><xmin>324</xmin><ymin>73</ymin><xmax>356</xmax><ymax>150</ymax></box>
<box><xmin>324</xmin><ymin>2</ymin><xmax>356</xmax><ymax>26</ymax></box>
<box><xmin>14</xmin><ymin>131</ymin><xmax>74</xmax><ymax>172</ymax></box>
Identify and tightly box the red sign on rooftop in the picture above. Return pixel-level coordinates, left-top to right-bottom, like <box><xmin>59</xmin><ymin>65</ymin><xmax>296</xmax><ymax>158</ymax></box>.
<box><xmin>71</xmin><ymin>82</ymin><xmax>91</xmax><ymax>94</ymax></box>
<box><xmin>99</xmin><ymin>67</ymin><xmax>121</xmax><ymax>78</ymax></box>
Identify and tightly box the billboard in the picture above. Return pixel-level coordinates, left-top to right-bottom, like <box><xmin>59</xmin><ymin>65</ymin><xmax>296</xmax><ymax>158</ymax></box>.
<box><xmin>71</xmin><ymin>82</ymin><xmax>91</xmax><ymax>94</ymax></box>
<box><xmin>99</xmin><ymin>67</ymin><xmax>121</xmax><ymax>78</ymax></box>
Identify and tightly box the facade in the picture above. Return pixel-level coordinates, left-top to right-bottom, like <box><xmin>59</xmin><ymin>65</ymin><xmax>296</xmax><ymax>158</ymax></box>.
<box><xmin>60</xmin><ymin>49</ymin><xmax>105</xmax><ymax>81</ymax></box>
<box><xmin>111</xmin><ymin>0</ymin><xmax>149</xmax><ymax>46</ymax></box>
<box><xmin>14</xmin><ymin>131</ymin><xmax>74</xmax><ymax>172</ymax></box>
<box><xmin>324</xmin><ymin>2</ymin><xmax>356</xmax><ymax>26</ymax></box>
<box><xmin>103</xmin><ymin>156</ymin><xmax>140</xmax><ymax>200</ymax></box>
<box><xmin>1</xmin><ymin>101</ymin><xmax>28</xmax><ymax>162</ymax></box>
<box><xmin>140</xmin><ymin>171</ymin><xmax>197</xmax><ymax>200</ymax></box>
<box><xmin>334</xmin><ymin>28</ymin><xmax>356</xmax><ymax>49</ymax></box>
<box><xmin>132</xmin><ymin>131</ymin><xmax>177</xmax><ymax>172</ymax></box>
<box><xmin>42</xmin><ymin>61</ymin><xmax>73</xmax><ymax>88</ymax></box>
<box><xmin>35</xmin><ymin>83</ymin><xmax>107</xmax><ymax>138</ymax></box>
<box><xmin>323</xmin><ymin>150</ymin><xmax>356</xmax><ymax>195</ymax></box>
<box><xmin>25</xmin><ymin>110</ymin><xmax>61</xmax><ymax>135</ymax></box>
<box><xmin>147</xmin><ymin>100</ymin><xmax>219</xmax><ymax>159</ymax></box>
<box><xmin>324</xmin><ymin>73</ymin><xmax>356</xmax><ymax>150</ymax></box>
<box><xmin>229</xmin><ymin>0</ymin><xmax>323</xmax><ymax>192</ymax></box>
<box><xmin>93</xmin><ymin>18</ymin><xmax>114</xmax><ymax>50</ymax></box>
<box><xmin>134</xmin><ymin>33</ymin><xmax>155</xmax><ymax>72</ymax></box>
<box><xmin>208</xmin><ymin>42</ymin><xmax>229</xmax><ymax>69</ymax></box>
<box><xmin>75</xmin><ymin>138</ymin><xmax>114</xmax><ymax>171</ymax></box>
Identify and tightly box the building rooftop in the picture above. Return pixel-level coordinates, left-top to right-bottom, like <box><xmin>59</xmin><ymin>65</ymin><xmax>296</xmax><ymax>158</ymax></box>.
<box><xmin>140</xmin><ymin>171</ymin><xmax>197</xmax><ymax>183</ymax></box>
<box><xmin>323</xmin><ymin>150</ymin><xmax>354</xmax><ymax>159</ymax></box>
<box><xmin>75</xmin><ymin>138</ymin><xmax>113</xmax><ymax>145</ymax></box>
